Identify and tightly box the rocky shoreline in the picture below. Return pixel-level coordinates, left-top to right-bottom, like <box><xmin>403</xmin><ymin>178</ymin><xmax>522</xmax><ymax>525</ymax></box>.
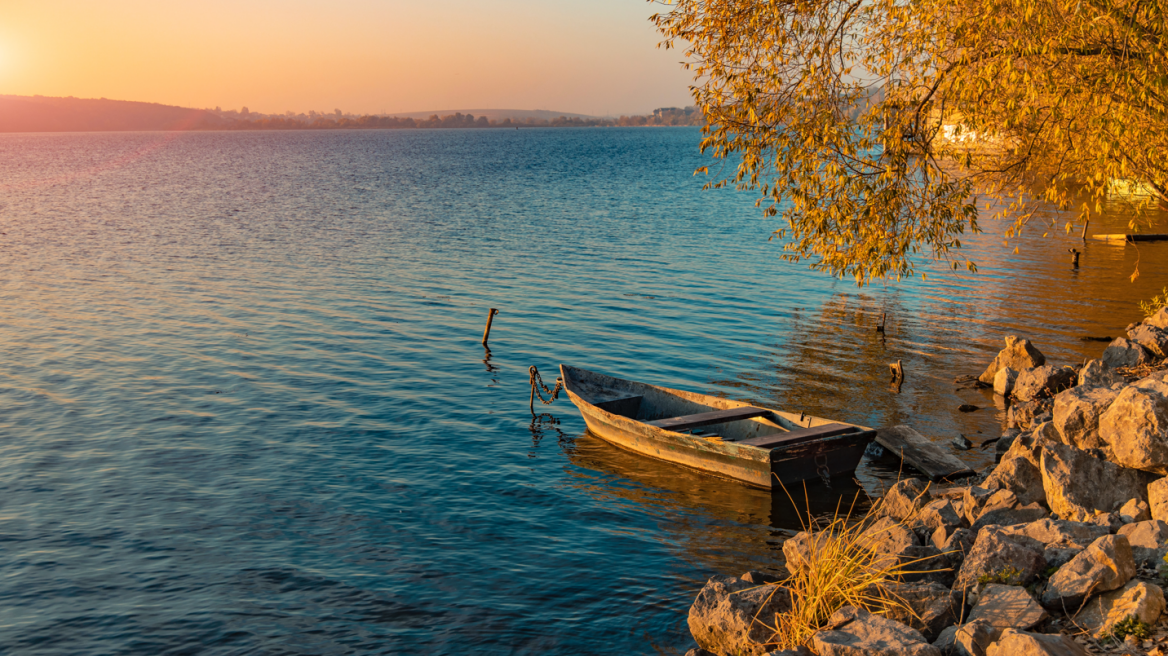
<box><xmin>684</xmin><ymin>307</ymin><xmax>1168</xmax><ymax>656</ymax></box>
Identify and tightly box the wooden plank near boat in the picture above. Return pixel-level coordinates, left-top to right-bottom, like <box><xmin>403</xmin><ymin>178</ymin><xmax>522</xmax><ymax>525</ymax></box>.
<box><xmin>646</xmin><ymin>406</ymin><xmax>769</xmax><ymax>431</ymax></box>
<box><xmin>1092</xmin><ymin>234</ymin><xmax>1168</xmax><ymax>243</ymax></box>
<box><xmin>876</xmin><ymin>425</ymin><xmax>975</xmax><ymax>481</ymax></box>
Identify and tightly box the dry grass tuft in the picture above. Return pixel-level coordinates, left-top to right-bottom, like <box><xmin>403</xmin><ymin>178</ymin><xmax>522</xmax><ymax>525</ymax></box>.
<box><xmin>758</xmin><ymin>483</ymin><xmax>949</xmax><ymax>651</ymax></box>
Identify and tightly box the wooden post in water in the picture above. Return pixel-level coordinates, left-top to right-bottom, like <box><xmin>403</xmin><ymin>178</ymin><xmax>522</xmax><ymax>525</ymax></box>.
<box><xmin>1069</xmin><ymin>248</ymin><xmax>1080</xmax><ymax>268</ymax></box>
<box><xmin>876</xmin><ymin>313</ymin><xmax>887</xmax><ymax>333</ymax></box>
<box><xmin>482</xmin><ymin>308</ymin><xmax>499</xmax><ymax>346</ymax></box>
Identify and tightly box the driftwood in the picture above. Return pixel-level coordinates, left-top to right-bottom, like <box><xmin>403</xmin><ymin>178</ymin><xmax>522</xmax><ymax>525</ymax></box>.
<box><xmin>876</xmin><ymin>425</ymin><xmax>975</xmax><ymax>481</ymax></box>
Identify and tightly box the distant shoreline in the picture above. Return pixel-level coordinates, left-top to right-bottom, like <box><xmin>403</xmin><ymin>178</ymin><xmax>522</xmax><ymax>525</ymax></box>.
<box><xmin>0</xmin><ymin>95</ymin><xmax>704</xmax><ymax>134</ymax></box>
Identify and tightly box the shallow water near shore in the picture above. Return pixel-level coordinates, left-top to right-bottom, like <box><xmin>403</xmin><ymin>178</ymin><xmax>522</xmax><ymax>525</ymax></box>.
<box><xmin>0</xmin><ymin>127</ymin><xmax>1165</xmax><ymax>655</ymax></box>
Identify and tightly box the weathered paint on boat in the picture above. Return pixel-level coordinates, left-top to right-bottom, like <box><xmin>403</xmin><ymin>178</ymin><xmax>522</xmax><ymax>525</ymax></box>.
<box><xmin>560</xmin><ymin>365</ymin><xmax>875</xmax><ymax>489</ymax></box>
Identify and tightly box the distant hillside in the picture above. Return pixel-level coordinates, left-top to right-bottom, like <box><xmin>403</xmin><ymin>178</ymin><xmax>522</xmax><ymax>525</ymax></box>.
<box><xmin>0</xmin><ymin>95</ymin><xmax>229</xmax><ymax>132</ymax></box>
<box><xmin>0</xmin><ymin>95</ymin><xmax>703</xmax><ymax>132</ymax></box>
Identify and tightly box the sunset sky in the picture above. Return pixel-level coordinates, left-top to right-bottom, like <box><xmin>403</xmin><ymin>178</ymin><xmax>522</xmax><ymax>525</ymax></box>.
<box><xmin>1</xmin><ymin>0</ymin><xmax>695</xmax><ymax>117</ymax></box>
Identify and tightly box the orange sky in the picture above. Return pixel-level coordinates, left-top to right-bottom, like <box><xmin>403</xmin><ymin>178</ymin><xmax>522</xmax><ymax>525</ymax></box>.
<box><xmin>1</xmin><ymin>0</ymin><xmax>696</xmax><ymax>116</ymax></box>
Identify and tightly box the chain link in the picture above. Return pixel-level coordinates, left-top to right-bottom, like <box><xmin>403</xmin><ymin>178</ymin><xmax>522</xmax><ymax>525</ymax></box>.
<box><xmin>529</xmin><ymin>366</ymin><xmax>564</xmax><ymax>406</ymax></box>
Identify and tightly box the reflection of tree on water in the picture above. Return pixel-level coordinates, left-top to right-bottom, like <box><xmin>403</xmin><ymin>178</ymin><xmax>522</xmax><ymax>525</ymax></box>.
<box><xmin>560</xmin><ymin>431</ymin><xmax>875</xmax><ymax>572</ymax></box>
<box><xmin>714</xmin><ymin>292</ymin><xmax>999</xmax><ymax>490</ymax></box>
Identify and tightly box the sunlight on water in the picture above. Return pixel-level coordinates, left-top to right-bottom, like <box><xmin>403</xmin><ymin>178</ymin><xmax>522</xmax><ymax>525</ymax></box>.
<box><xmin>0</xmin><ymin>128</ymin><xmax>1164</xmax><ymax>654</ymax></box>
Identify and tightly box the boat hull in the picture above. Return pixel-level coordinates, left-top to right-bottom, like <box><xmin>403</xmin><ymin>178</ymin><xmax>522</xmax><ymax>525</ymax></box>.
<box><xmin>561</xmin><ymin>365</ymin><xmax>874</xmax><ymax>490</ymax></box>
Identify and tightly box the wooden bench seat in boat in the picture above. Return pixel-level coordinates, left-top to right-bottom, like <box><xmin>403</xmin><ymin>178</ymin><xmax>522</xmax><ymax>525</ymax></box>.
<box><xmin>646</xmin><ymin>406</ymin><xmax>770</xmax><ymax>432</ymax></box>
<box><xmin>735</xmin><ymin>423</ymin><xmax>861</xmax><ymax>449</ymax></box>
<box><xmin>592</xmin><ymin>395</ymin><xmax>643</xmax><ymax>419</ymax></box>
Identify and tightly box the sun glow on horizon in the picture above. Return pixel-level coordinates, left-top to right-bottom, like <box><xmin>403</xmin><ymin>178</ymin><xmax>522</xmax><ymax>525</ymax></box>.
<box><xmin>2</xmin><ymin>0</ymin><xmax>695</xmax><ymax>117</ymax></box>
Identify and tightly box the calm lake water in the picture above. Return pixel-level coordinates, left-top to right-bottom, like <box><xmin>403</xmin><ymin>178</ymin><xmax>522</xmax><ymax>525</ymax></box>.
<box><xmin>1</xmin><ymin>128</ymin><xmax>1165</xmax><ymax>655</ymax></box>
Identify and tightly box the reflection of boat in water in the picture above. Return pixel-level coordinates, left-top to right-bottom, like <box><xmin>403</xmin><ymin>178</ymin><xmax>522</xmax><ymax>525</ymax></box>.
<box><xmin>564</xmin><ymin>431</ymin><xmax>871</xmax><ymax>534</ymax></box>
<box><xmin>560</xmin><ymin>365</ymin><xmax>877</xmax><ymax>490</ymax></box>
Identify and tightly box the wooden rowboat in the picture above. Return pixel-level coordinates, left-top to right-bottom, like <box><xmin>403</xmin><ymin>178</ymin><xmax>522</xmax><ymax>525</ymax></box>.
<box><xmin>560</xmin><ymin>365</ymin><xmax>876</xmax><ymax>490</ymax></box>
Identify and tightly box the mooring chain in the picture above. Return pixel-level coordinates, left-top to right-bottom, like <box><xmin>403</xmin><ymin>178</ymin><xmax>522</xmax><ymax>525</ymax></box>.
<box><xmin>528</xmin><ymin>366</ymin><xmax>564</xmax><ymax>415</ymax></box>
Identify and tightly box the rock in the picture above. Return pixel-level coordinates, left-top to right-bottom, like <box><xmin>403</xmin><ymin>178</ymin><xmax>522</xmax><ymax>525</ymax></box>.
<box><xmin>983</xmin><ymin>457</ymin><xmax>1047</xmax><ymax>508</ymax></box>
<box><xmin>984</xmin><ymin>629</ymin><xmax>1089</xmax><ymax>656</ymax></box>
<box><xmin>1042</xmin><ymin>547</ymin><xmax>1082</xmax><ymax>569</ymax></box>
<box><xmin>688</xmin><ymin>575</ymin><xmax>791</xmax><ymax>656</ymax></box>
<box><xmin>953</xmin><ymin>620</ymin><xmax>1001</xmax><ymax>656</ymax></box>
<box><xmin>999</xmin><ymin>518</ymin><xmax>1109</xmax><ymax>550</ymax></box>
<box><xmin>741</xmin><ymin>570</ymin><xmax>788</xmax><ymax>584</ymax></box>
<box><xmin>970</xmin><ymin>504</ymin><xmax>1050</xmax><ymax>533</ymax></box>
<box><xmin>1148</xmin><ymin>307</ymin><xmax>1168</xmax><ymax>330</ymax></box>
<box><xmin>1102</xmin><ymin>337</ymin><xmax>1151</xmax><ymax>369</ymax></box>
<box><xmin>916</xmin><ymin>499</ymin><xmax>965</xmax><ymax>535</ymax></box>
<box><xmin>1013</xmin><ymin>366</ymin><xmax>1078</xmax><ymax>403</ymax></box>
<box><xmin>685</xmin><ymin>649</ymin><xmax>717</xmax><ymax>656</ymax></box>
<box><xmin>1007</xmin><ymin>400</ymin><xmax>1052</xmax><ymax>431</ymax></box>
<box><xmin>933</xmin><ymin>526</ymin><xmax>975</xmax><ymax>561</ymax></box>
<box><xmin>1050</xmin><ymin>385</ymin><xmax>1119</xmax><ymax>450</ymax></box>
<box><xmin>1129</xmin><ymin>324</ymin><xmax>1168</xmax><ymax>358</ymax></box>
<box><xmin>953</xmin><ymin>526</ymin><xmax>1046</xmax><ymax>594</ymax></box>
<box><xmin>959</xmin><ymin>487</ymin><xmax>1018</xmax><ymax>526</ymax></box>
<box><xmin>993</xmin><ymin>367</ymin><xmax>1018</xmax><ymax>397</ymax></box>
<box><xmin>953</xmin><ymin>435</ymin><xmax>973</xmax><ymax>450</ymax></box>
<box><xmin>884</xmin><ymin>582</ymin><xmax>962</xmax><ymax>642</ymax></box>
<box><xmin>932</xmin><ymin>625</ymin><xmax>960</xmax><ymax>654</ymax></box>
<box><xmin>1040</xmin><ymin>535</ymin><xmax>1136</xmax><ymax>610</ymax></box>
<box><xmin>1118</xmin><ymin>498</ymin><xmax>1151</xmax><ymax>524</ymax></box>
<box><xmin>958</xmin><ymin>404</ymin><xmax>981</xmax><ymax>413</ymax></box>
<box><xmin>980</xmin><ymin>336</ymin><xmax>1045</xmax><ymax>386</ymax></box>
<box><xmin>1150</xmin><ymin>477</ymin><xmax>1168</xmax><ymax>522</ymax></box>
<box><xmin>994</xmin><ymin>432</ymin><xmax>1018</xmax><ymax>459</ymax></box>
<box><xmin>1078</xmin><ymin>359</ymin><xmax>1121</xmax><ymax>389</ymax></box>
<box><xmin>762</xmin><ymin>649</ymin><xmax>812</xmax><ymax>656</ymax></box>
<box><xmin>1074</xmin><ymin>579</ymin><xmax>1165</xmax><ymax>638</ymax></box>
<box><xmin>967</xmin><ymin>584</ymin><xmax>1049</xmax><ymax>630</ymax></box>
<box><xmin>1038</xmin><ymin>441</ymin><xmax>1149</xmax><ymax>519</ymax></box>
<box><xmin>811</xmin><ymin>606</ymin><xmax>941</xmax><ymax>656</ymax></box>
<box><xmin>782</xmin><ymin>532</ymin><xmax>818</xmax><ymax>575</ymax></box>
<box><xmin>1098</xmin><ymin>377</ymin><xmax>1168</xmax><ymax>474</ymax></box>
<box><xmin>862</xmin><ymin>516</ymin><xmax>920</xmax><ymax>553</ymax></box>
<box><xmin>879</xmin><ymin>478</ymin><xmax>932</xmax><ymax>522</ymax></box>
<box><xmin>1117</xmin><ymin>519</ymin><xmax>1168</xmax><ymax>565</ymax></box>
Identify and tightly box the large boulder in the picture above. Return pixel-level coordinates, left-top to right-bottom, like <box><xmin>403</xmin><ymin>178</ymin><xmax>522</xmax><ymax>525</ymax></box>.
<box><xmin>1102</xmin><ymin>337</ymin><xmax>1151</xmax><ymax>369</ymax></box>
<box><xmin>952</xmin><ymin>620</ymin><xmax>1001</xmax><ymax>656</ymax></box>
<box><xmin>1006</xmin><ymin>400</ymin><xmax>1052</xmax><ymax>431</ymax></box>
<box><xmin>999</xmin><ymin>518</ymin><xmax>1109</xmax><ymax>550</ymax></box>
<box><xmin>966</xmin><ymin>584</ymin><xmax>1048</xmax><ymax>630</ymax></box>
<box><xmin>1051</xmin><ymin>385</ymin><xmax>1119</xmax><ymax>450</ymax></box>
<box><xmin>984</xmin><ymin>629</ymin><xmax>1089</xmax><ymax>656</ymax></box>
<box><xmin>782</xmin><ymin>532</ymin><xmax>820</xmax><ymax>575</ymax></box>
<box><xmin>1117</xmin><ymin>519</ymin><xmax>1168</xmax><ymax>566</ymax></box>
<box><xmin>970</xmin><ymin>504</ymin><xmax>1049</xmax><ymax>533</ymax></box>
<box><xmin>1129</xmin><ymin>324</ymin><xmax>1168</xmax><ymax>359</ymax></box>
<box><xmin>811</xmin><ymin>606</ymin><xmax>940</xmax><ymax>656</ymax></box>
<box><xmin>1098</xmin><ymin>377</ymin><xmax>1168</xmax><ymax>474</ymax></box>
<box><xmin>1078</xmin><ymin>359</ymin><xmax>1121</xmax><ymax>389</ymax></box>
<box><xmin>912</xmin><ymin>499</ymin><xmax>965</xmax><ymax>539</ymax></box>
<box><xmin>979</xmin><ymin>336</ymin><xmax>1045</xmax><ymax>385</ymax></box>
<box><xmin>1073</xmin><ymin>579</ymin><xmax>1165</xmax><ymax>638</ymax></box>
<box><xmin>1038</xmin><ymin>441</ymin><xmax>1149</xmax><ymax>519</ymax></box>
<box><xmin>883</xmin><ymin>581</ymin><xmax>962</xmax><ymax>642</ymax></box>
<box><xmin>1013</xmin><ymin>366</ymin><xmax>1078</xmax><ymax>403</ymax></box>
<box><xmin>1040</xmin><ymin>535</ymin><xmax>1136</xmax><ymax>610</ymax></box>
<box><xmin>983</xmin><ymin>457</ymin><xmax>1047</xmax><ymax>508</ymax></box>
<box><xmin>688</xmin><ymin>575</ymin><xmax>791</xmax><ymax>656</ymax></box>
<box><xmin>953</xmin><ymin>526</ymin><xmax>1046</xmax><ymax>594</ymax></box>
<box><xmin>932</xmin><ymin>526</ymin><xmax>975</xmax><ymax>562</ymax></box>
<box><xmin>1149</xmin><ymin>477</ymin><xmax>1168</xmax><ymax>522</ymax></box>
<box><xmin>878</xmin><ymin>478</ymin><xmax>931</xmax><ymax>522</ymax></box>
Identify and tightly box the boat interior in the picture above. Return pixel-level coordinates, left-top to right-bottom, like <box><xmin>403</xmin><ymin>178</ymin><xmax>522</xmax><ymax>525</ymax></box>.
<box><xmin>561</xmin><ymin>365</ymin><xmax>863</xmax><ymax>449</ymax></box>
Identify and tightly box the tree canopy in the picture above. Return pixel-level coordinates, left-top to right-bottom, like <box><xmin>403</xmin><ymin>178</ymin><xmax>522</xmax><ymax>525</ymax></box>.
<box><xmin>651</xmin><ymin>0</ymin><xmax>1167</xmax><ymax>284</ymax></box>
